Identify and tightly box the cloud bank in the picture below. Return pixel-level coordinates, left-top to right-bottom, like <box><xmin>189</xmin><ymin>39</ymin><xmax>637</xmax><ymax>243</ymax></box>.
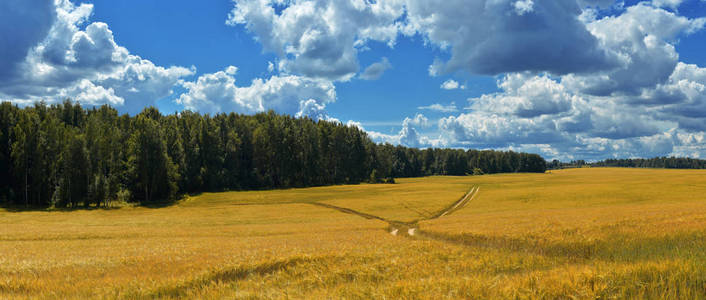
<box><xmin>177</xmin><ymin>66</ymin><xmax>336</xmax><ymax>118</ymax></box>
<box><xmin>0</xmin><ymin>0</ymin><xmax>194</xmax><ymax>113</ymax></box>
<box><xmin>3</xmin><ymin>0</ymin><xmax>706</xmax><ymax>160</ymax></box>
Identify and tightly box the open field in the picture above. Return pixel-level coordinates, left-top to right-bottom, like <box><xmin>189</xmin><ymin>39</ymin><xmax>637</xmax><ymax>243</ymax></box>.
<box><xmin>2</xmin><ymin>168</ymin><xmax>706</xmax><ymax>299</ymax></box>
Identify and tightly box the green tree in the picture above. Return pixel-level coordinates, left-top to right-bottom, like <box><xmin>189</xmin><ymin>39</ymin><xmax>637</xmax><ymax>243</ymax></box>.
<box><xmin>11</xmin><ymin>110</ymin><xmax>40</xmax><ymax>207</ymax></box>
<box><xmin>0</xmin><ymin>100</ymin><xmax>551</xmax><ymax>208</ymax></box>
<box><xmin>0</xmin><ymin>103</ymin><xmax>19</xmax><ymax>203</ymax></box>
<box><xmin>55</xmin><ymin>132</ymin><xmax>90</xmax><ymax>208</ymax></box>
<box><xmin>128</xmin><ymin>114</ymin><xmax>178</xmax><ymax>203</ymax></box>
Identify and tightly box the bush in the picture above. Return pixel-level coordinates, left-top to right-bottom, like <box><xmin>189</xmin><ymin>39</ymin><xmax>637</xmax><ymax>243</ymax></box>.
<box><xmin>473</xmin><ymin>168</ymin><xmax>484</xmax><ymax>176</ymax></box>
<box><xmin>116</xmin><ymin>188</ymin><xmax>132</xmax><ymax>204</ymax></box>
<box><xmin>384</xmin><ymin>177</ymin><xmax>396</xmax><ymax>184</ymax></box>
<box><xmin>369</xmin><ymin>169</ymin><xmax>384</xmax><ymax>184</ymax></box>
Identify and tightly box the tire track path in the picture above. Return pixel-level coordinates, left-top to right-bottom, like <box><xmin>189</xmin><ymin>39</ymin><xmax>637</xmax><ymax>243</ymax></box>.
<box><xmin>310</xmin><ymin>186</ymin><xmax>479</xmax><ymax>236</ymax></box>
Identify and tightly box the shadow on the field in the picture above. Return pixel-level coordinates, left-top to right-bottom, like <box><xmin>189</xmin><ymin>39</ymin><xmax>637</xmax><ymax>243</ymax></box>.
<box><xmin>416</xmin><ymin>230</ymin><xmax>600</xmax><ymax>261</ymax></box>
<box><xmin>139</xmin><ymin>201</ymin><xmax>179</xmax><ymax>209</ymax></box>
<box><xmin>311</xmin><ymin>202</ymin><xmax>392</xmax><ymax>222</ymax></box>
<box><xmin>415</xmin><ymin>229</ymin><xmax>704</xmax><ymax>264</ymax></box>
<box><xmin>0</xmin><ymin>204</ymin><xmax>124</xmax><ymax>212</ymax></box>
<box><xmin>147</xmin><ymin>255</ymin><xmax>331</xmax><ymax>298</ymax></box>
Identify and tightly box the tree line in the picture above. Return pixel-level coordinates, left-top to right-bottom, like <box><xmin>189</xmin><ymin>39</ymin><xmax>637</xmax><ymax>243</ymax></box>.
<box><xmin>547</xmin><ymin>157</ymin><xmax>706</xmax><ymax>170</ymax></box>
<box><xmin>0</xmin><ymin>101</ymin><xmax>546</xmax><ymax>208</ymax></box>
<box><xmin>590</xmin><ymin>157</ymin><xmax>706</xmax><ymax>169</ymax></box>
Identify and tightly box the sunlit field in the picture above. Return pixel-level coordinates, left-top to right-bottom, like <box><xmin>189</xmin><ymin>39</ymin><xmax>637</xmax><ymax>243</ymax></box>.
<box><xmin>2</xmin><ymin>168</ymin><xmax>706</xmax><ymax>299</ymax></box>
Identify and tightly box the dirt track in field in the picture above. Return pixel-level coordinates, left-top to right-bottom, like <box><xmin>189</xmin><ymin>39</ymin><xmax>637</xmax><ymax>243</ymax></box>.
<box><xmin>310</xmin><ymin>186</ymin><xmax>479</xmax><ymax>236</ymax></box>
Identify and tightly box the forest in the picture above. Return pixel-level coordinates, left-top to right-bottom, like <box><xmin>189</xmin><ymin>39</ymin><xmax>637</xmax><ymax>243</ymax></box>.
<box><xmin>546</xmin><ymin>157</ymin><xmax>706</xmax><ymax>170</ymax></box>
<box><xmin>590</xmin><ymin>157</ymin><xmax>706</xmax><ymax>169</ymax></box>
<box><xmin>0</xmin><ymin>101</ymin><xmax>546</xmax><ymax>208</ymax></box>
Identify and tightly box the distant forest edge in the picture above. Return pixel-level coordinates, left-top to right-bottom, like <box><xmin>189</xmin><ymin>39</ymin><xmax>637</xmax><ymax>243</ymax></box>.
<box><xmin>548</xmin><ymin>157</ymin><xmax>706</xmax><ymax>170</ymax></box>
<box><xmin>0</xmin><ymin>101</ymin><xmax>546</xmax><ymax>208</ymax></box>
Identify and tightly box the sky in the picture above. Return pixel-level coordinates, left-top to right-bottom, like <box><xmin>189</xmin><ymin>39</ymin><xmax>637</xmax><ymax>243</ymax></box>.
<box><xmin>1</xmin><ymin>0</ymin><xmax>706</xmax><ymax>161</ymax></box>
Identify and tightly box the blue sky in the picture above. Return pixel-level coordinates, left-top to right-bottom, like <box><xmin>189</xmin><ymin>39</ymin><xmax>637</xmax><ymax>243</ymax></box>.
<box><xmin>1</xmin><ymin>0</ymin><xmax>706</xmax><ymax>161</ymax></box>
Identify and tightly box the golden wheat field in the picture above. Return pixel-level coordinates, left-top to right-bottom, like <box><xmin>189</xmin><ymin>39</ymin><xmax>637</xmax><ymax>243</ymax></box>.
<box><xmin>2</xmin><ymin>167</ymin><xmax>706</xmax><ymax>299</ymax></box>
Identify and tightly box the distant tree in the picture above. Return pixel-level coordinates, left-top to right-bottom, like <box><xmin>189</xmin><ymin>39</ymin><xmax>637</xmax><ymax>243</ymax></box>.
<box><xmin>589</xmin><ymin>157</ymin><xmax>706</xmax><ymax>169</ymax></box>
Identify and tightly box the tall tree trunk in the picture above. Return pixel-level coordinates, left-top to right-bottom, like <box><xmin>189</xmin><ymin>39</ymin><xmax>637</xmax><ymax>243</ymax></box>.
<box><xmin>24</xmin><ymin>168</ymin><xmax>28</xmax><ymax>208</ymax></box>
<box><xmin>68</xmin><ymin>177</ymin><xmax>71</xmax><ymax>208</ymax></box>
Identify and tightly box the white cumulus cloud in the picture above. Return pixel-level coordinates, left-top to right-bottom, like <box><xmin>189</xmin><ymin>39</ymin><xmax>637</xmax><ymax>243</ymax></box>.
<box><xmin>564</xmin><ymin>3</ymin><xmax>705</xmax><ymax>96</ymax></box>
<box><xmin>0</xmin><ymin>0</ymin><xmax>194</xmax><ymax>113</ymax></box>
<box><xmin>514</xmin><ymin>0</ymin><xmax>535</xmax><ymax>15</ymax></box>
<box><xmin>418</xmin><ymin>102</ymin><xmax>458</xmax><ymax>113</ymax></box>
<box><xmin>178</xmin><ymin>66</ymin><xmax>336</xmax><ymax>117</ymax></box>
<box><xmin>228</xmin><ymin>0</ymin><xmax>404</xmax><ymax>81</ymax></box>
<box><xmin>440</xmin><ymin>79</ymin><xmax>465</xmax><ymax>90</ymax></box>
<box><xmin>366</xmin><ymin>114</ymin><xmax>434</xmax><ymax>148</ymax></box>
<box><xmin>228</xmin><ymin>0</ymin><xmax>626</xmax><ymax>79</ymax></box>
